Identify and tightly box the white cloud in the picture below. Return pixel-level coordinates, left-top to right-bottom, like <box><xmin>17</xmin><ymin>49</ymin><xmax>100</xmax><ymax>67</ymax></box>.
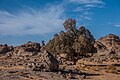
<box><xmin>114</xmin><ymin>24</ymin><xmax>120</xmax><ymax>27</ymax></box>
<box><xmin>80</xmin><ymin>15</ymin><xmax>92</xmax><ymax>20</ymax></box>
<box><xmin>0</xmin><ymin>5</ymin><xmax>64</xmax><ymax>35</ymax></box>
<box><xmin>68</xmin><ymin>0</ymin><xmax>104</xmax><ymax>5</ymax></box>
<box><xmin>73</xmin><ymin>7</ymin><xmax>90</xmax><ymax>12</ymax></box>
<box><xmin>65</xmin><ymin>0</ymin><xmax>105</xmax><ymax>21</ymax></box>
<box><xmin>0</xmin><ymin>0</ymin><xmax>106</xmax><ymax>35</ymax></box>
<box><xmin>67</xmin><ymin>0</ymin><xmax>105</xmax><ymax>11</ymax></box>
<box><xmin>85</xmin><ymin>4</ymin><xmax>97</xmax><ymax>7</ymax></box>
<box><xmin>84</xmin><ymin>16</ymin><xmax>92</xmax><ymax>20</ymax></box>
<box><xmin>107</xmin><ymin>22</ymin><xmax>120</xmax><ymax>28</ymax></box>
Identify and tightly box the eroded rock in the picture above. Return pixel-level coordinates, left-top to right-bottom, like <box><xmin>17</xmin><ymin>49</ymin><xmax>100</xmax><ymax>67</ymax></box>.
<box><xmin>0</xmin><ymin>44</ymin><xmax>13</xmax><ymax>54</ymax></box>
<box><xmin>46</xmin><ymin>19</ymin><xmax>96</xmax><ymax>61</ymax></box>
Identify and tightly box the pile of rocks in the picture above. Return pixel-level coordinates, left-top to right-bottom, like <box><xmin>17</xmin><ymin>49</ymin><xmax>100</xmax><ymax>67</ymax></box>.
<box><xmin>0</xmin><ymin>41</ymin><xmax>60</xmax><ymax>72</ymax></box>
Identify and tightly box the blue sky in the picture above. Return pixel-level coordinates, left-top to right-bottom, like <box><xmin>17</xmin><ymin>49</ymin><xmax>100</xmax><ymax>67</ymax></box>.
<box><xmin>0</xmin><ymin>0</ymin><xmax>120</xmax><ymax>46</ymax></box>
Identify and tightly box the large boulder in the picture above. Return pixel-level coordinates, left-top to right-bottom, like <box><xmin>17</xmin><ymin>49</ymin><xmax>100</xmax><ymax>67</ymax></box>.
<box><xmin>33</xmin><ymin>51</ymin><xmax>59</xmax><ymax>71</ymax></box>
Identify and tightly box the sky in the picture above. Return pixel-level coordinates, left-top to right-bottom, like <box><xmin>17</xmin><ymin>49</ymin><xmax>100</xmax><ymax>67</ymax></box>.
<box><xmin>0</xmin><ymin>0</ymin><xmax>120</xmax><ymax>46</ymax></box>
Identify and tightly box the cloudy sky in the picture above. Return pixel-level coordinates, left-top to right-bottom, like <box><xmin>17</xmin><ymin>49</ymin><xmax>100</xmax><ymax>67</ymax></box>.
<box><xmin>0</xmin><ymin>0</ymin><xmax>120</xmax><ymax>46</ymax></box>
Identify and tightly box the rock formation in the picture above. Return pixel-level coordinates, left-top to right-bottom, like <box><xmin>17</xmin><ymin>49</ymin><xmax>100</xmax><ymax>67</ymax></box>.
<box><xmin>0</xmin><ymin>44</ymin><xmax>13</xmax><ymax>54</ymax></box>
<box><xmin>77</xmin><ymin>34</ymin><xmax>120</xmax><ymax>65</ymax></box>
<box><xmin>34</xmin><ymin>51</ymin><xmax>59</xmax><ymax>71</ymax></box>
<box><xmin>95</xmin><ymin>34</ymin><xmax>120</xmax><ymax>53</ymax></box>
<box><xmin>46</xmin><ymin>18</ymin><xmax>96</xmax><ymax>61</ymax></box>
<box><xmin>0</xmin><ymin>41</ymin><xmax>59</xmax><ymax>72</ymax></box>
<box><xmin>13</xmin><ymin>41</ymin><xmax>41</xmax><ymax>56</ymax></box>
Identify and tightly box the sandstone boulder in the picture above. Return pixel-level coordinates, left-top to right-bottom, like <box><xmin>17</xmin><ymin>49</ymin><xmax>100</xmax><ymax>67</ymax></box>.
<box><xmin>33</xmin><ymin>51</ymin><xmax>59</xmax><ymax>71</ymax></box>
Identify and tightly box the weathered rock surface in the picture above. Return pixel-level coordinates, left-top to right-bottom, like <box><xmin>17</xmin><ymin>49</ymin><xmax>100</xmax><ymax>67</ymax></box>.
<box><xmin>0</xmin><ymin>44</ymin><xmax>13</xmax><ymax>54</ymax></box>
<box><xmin>13</xmin><ymin>41</ymin><xmax>40</xmax><ymax>56</ymax></box>
<box><xmin>33</xmin><ymin>51</ymin><xmax>59</xmax><ymax>71</ymax></box>
<box><xmin>77</xmin><ymin>34</ymin><xmax>120</xmax><ymax>65</ymax></box>
<box><xmin>46</xmin><ymin>19</ymin><xmax>96</xmax><ymax>61</ymax></box>
<box><xmin>95</xmin><ymin>34</ymin><xmax>120</xmax><ymax>53</ymax></box>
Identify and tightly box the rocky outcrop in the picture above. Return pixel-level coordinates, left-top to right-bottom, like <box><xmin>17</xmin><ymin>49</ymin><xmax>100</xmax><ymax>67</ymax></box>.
<box><xmin>0</xmin><ymin>44</ymin><xmax>13</xmax><ymax>54</ymax></box>
<box><xmin>95</xmin><ymin>34</ymin><xmax>120</xmax><ymax>53</ymax></box>
<box><xmin>77</xmin><ymin>34</ymin><xmax>120</xmax><ymax>65</ymax></box>
<box><xmin>13</xmin><ymin>42</ymin><xmax>40</xmax><ymax>56</ymax></box>
<box><xmin>46</xmin><ymin>19</ymin><xmax>96</xmax><ymax>61</ymax></box>
<box><xmin>98</xmin><ymin>34</ymin><xmax>120</xmax><ymax>48</ymax></box>
<box><xmin>20</xmin><ymin>41</ymin><xmax>40</xmax><ymax>52</ymax></box>
<box><xmin>33</xmin><ymin>51</ymin><xmax>59</xmax><ymax>71</ymax></box>
<box><xmin>0</xmin><ymin>41</ymin><xmax>59</xmax><ymax>72</ymax></box>
<box><xmin>76</xmin><ymin>50</ymin><xmax>120</xmax><ymax>66</ymax></box>
<box><xmin>94</xmin><ymin>41</ymin><xmax>107</xmax><ymax>52</ymax></box>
